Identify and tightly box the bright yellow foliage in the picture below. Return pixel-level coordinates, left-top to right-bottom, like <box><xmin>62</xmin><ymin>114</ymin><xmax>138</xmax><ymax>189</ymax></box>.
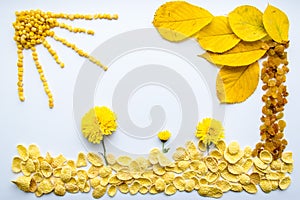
<box><xmin>263</xmin><ymin>5</ymin><xmax>289</xmax><ymax>44</ymax></box>
<box><xmin>196</xmin><ymin>16</ymin><xmax>241</xmax><ymax>53</ymax></box>
<box><xmin>152</xmin><ymin>1</ymin><xmax>213</xmax><ymax>42</ymax></box>
<box><xmin>228</xmin><ymin>5</ymin><xmax>267</xmax><ymax>42</ymax></box>
<box><xmin>216</xmin><ymin>62</ymin><xmax>259</xmax><ymax>103</ymax></box>
<box><xmin>201</xmin><ymin>41</ymin><xmax>268</xmax><ymax>67</ymax></box>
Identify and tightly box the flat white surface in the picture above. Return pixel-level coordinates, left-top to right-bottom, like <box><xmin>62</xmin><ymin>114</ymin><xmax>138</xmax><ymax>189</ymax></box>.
<box><xmin>0</xmin><ymin>0</ymin><xmax>299</xmax><ymax>199</ymax></box>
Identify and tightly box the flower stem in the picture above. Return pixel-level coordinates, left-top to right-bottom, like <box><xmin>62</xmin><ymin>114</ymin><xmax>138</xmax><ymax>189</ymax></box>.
<box><xmin>101</xmin><ymin>138</ymin><xmax>108</xmax><ymax>165</ymax></box>
<box><xmin>207</xmin><ymin>144</ymin><xmax>210</xmax><ymax>156</ymax></box>
<box><xmin>162</xmin><ymin>142</ymin><xmax>170</xmax><ymax>153</ymax></box>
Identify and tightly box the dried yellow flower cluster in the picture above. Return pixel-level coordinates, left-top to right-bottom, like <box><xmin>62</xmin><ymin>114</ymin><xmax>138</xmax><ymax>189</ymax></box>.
<box><xmin>12</xmin><ymin>142</ymin><xmax>293</xmax><ymax>198</ymax></box>
<box><xmin>13</xmin><ymin>10</ymin><xmax>118</xmax><ymax>108</ymax></box>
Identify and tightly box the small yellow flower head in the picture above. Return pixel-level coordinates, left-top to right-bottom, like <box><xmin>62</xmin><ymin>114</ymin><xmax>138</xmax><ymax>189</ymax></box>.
<box><xmin>81</xmin><ymin>106</ymin><xmax>117</xmax><ymax>144</ymax></box>
<box><xmin>158</xmin><ymin>130</ymin><xmax>171</xmax><ymax>143</ymax></box>
<box><xmin>195</xmin><ymin>118</ymin><xmax>224</xmax><ymax>147</ymax></box>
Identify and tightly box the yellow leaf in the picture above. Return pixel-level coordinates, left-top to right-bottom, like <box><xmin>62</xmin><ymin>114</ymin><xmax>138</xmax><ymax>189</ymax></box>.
<box><xmin>196</xmin><ymin>16</ymin><xmax>241</xmax><ymax>53</ymax></box>
<box><xmin>152</xmin><ymin>1</ymin><xmax>213</xmax><ymax>42</ymax></box>
<box><xmin>216</xmin><ymin>62</ymin><xmax>259</xmax><ymax>103</ymax></box>
<box><xmin>200</xmin><ymin>40</ymin><xmax>267</xmax><ymax>67</ymax></box>
<box><xmin>228</xmin><ymin>5</ymin><xmax>267</xmax><ymax>41</ymax></box>
<box><xmin>263</xmin><ymin>4</ymin><xmax>289</xmax><ymax>44</ymax></box>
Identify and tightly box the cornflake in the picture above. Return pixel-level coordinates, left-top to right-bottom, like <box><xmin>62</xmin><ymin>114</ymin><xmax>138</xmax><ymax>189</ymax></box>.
<box><xmin>139</xmin><ymin>186</ymin><xmax>149</xmax><ymax>194</ymax></box>
<box><xmin>149</xmin><ymin>185</ymin><xmax>158</xmax><ymax>194</ymax></box>
<box><xmin>206</xmin><ymin>171</ymin><xmax>220</xmax><ymax>183</ymax></box>
<box><xmin>60</xmin><ymin>166</ymin><xmax>72</xmax><ymax>182</ymax></box>
<box><xmin>87</xmin><ymin>152</ymin><xmax>103</xmax><ymax>167</ymax></box>
<box><xmin>28</xmin><ymin>144</ymin><xmax>41</xmax><ymax>159</ymax></box>
<box><xmin>165</xmin><ymin>184</ymin><xmax>177</xmax><ymax>195</ymax></box>
<box><xmin>54</xmin><ymin>184</ymin><xmax>66</xmax><ymax>196</ymax></box>
<box><xmin>138</xmin><ymin>177</ymin><xmax>152</xmax><ymax>187</ymax></box>
<box><xmin>249</xmin><ymin>172</ymin><xmax>261</xmax><ymax>185</ymax></box>
<box><xmin>129</xmin><ymin>181</ymin><xmax>140</xmax><ymax>195</ymax></box>
<box><xmin>243</xmin><ymin>182</ymin><xmax>258</xmax><ymax>194</ymax></box>
<box><xmin>216</xmin><ymin>179</ymin><xmax>231</xmax><ymax>192</ymax></box>
<box><xmin>154</xmin><ymin>178</ymin><xmax>166</xmax><ymax>192</ymax></box>
<box><xmin>224</xmin><ymin>141</ymin><xmax>243</xmax><ymax>164</ymax></box>
<box><xmin>259</xmin><ymin>179</ymin><xmax>272</xmax><ymax>193</ymax></box>
<box><xmin>17</xmin><ymin>144</ymin><xmax>29</xmax><ymax>161</ymax></box>
<box><xmin>172</xmin><ymin>147</ymin><xmax>188</xmax><ymax>161</ymax></box>
<box><xmin>231</xmin><ymin>183</ymin><xmax>243</xmax><ymax>192</ymax></box>
<box><xmin>65</xmin><ymin>183</ymin><xmax>79</xmax><ymax>193</ymax></box>
<box><xmin>40</xmin><ymin>161</ymin><xmax>53</xmax><ymax>178</ymax></box>
<box><xmin>281</xmin><ymin>152</ymin><xmax>293</xmax><ymax>164</ymax></box>
<box><xmin>210</xmin><ymin>149</ymin><xmax>223</xmax><ymax>160</ymax></box>
<box><xmin>106</xmin><ymin>153</ymin><xmax>116</xmax><ymax>165</ymax></box>
<box><xmin>185</xmin><ymin>179</ymin><xmax>196</xmax><ymax>192</ymax></box>
<box><xmin>52</xmin><ymin>154</ymin><xmax>67</xmax><ymax>168</ymax></box>
<box><xmin>76</xmin><ymin>152</ymin><xmax>87</xmax><ymax>167</ymax></box>
<box><xmin>153</xmin><ymin>164</ymin><xmax>166</xmax><ymax>176</ymax></box>
<box><xmin>205</xmin><ymin>156</ymin><xmax>219</xmax><ymax>173</ymax></box>
<box><xmin>259</xmin><ymin>150</ymin><xmax>273</xmax><ymax>164</ymax></box>
<box><xmin>92</xmin><ymin>185</ymin><xmax>106</xmax><ymax>198</ymax></box>
<box><xmin>198</xmin><ymin>185</ymin><xmax>223</xmax><ymax>198</ymax></box>
<box><xmin>221</xmin><ymin>170</ymin><xmax>239</xmax><ymax>182</ymax></box>
<box><xmin>158</xmin><ymin>152</ymin><xmax>172</xmax><ymax>167</ymax></box>
<box><xmin>117</xmin><ymin>155</ymin><xmax>132</xmax><ymax>166</ymax></box>
<box><xmin>38</xmin><ymin>178</ymin><xmax>54</xmax><ymax>194</ymax></box>
<box><xmin>149</xmin><ymin>148</ymin><xmax>160</xmax><ymax>164</ymax></box>
<box><xmin>116</xmin><ymin>170</ymin><xmax>132</xmax><ymax>181</ymax></box>
<box><xmin>279</xmin><ymin>176</ymin><xmax>291</xmax><ymax>190</ymax></box>
<box><xmin>12</xmin><ymin>176</ymin><xmax>37</xmax><ymax>192</ymax></box>
<box><xmin>107</xmin><ymin>185</ymin><xmax>117</xmax><ymax>197</ymax></box>
<box><xmin>87</xmin><ymin>165</ymin><xmax>100</xmax><ymax>179</ymax></box>
<box><xmin>173</xmin><ymin>176</ymin><xmax>185</xmax><ymax>191</ymax></box>
<box><xmin>99</xmin><ymin>166</ymin><xmax>112</xmax><ymax>178</ymax></box>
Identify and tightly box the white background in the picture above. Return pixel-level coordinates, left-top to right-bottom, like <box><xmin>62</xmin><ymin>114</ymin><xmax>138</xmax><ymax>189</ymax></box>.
<box><xmin>0</xmin><ymin>0</ymin><xmax>299</xmax><ymax>199</ymax></box>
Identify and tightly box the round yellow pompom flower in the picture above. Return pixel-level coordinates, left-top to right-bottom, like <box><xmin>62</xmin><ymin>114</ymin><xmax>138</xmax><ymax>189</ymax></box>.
<box><xmin>158</xmin><ymin>130</ymin><xmax>172</xmax><ymax>153</ymax></box>
<box><xmin>81</xmin><ymin>106</ymin><xmax>117</xmax><ymax>144</ymax></box>
<box><xmin>158</xmin><ymin>130</ymin><xmax>171</xmax><ymax>143</ymax></box>
<box><xmin>195</xmin><ymin>118</ymin><xmax>224</xmax><ymax>147</ymax></box>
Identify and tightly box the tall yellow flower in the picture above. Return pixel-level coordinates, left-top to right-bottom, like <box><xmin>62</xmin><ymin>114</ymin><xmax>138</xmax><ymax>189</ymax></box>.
<box><xmin>195</xmin><ymin>118</ymin><xmax>224</xmax><ymax>147</ymax></box>
<box><xmin>157</xmin><ymin>130</ymin><xmax>172</xmax><ymax>153</ymax></box>
<box><xmin>81</xmin><ymin>106</ymin><xmax>117</xmax><ymax>144</ymax></box>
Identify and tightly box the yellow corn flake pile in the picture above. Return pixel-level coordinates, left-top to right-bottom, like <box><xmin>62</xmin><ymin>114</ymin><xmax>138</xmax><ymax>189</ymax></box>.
<box><xmin>13</xmin><ymin>10</ymin><xmax>118</xmax><ymax>108</ymax></box>
<box><xmin>12</xmin><ymin>143</ymin><xmax>293</xmax><ymax>198</ymax></box>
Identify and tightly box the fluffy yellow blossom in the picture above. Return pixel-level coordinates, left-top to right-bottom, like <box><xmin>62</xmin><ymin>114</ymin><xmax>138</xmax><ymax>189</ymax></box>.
<box><xmin>81</xmin><ymin>106</ymin><xmax>117</xmax><ymax>144</ymax></box>
<box><xmin>195</xmin><ymin>118</ymin><xmax>224</xmax><ymax>147</ymax></box>
<box><xmin>157</xmin><ymin>130</ymin><xmax>172</xmax><ymax>153</ymax></box>
<box><xmin>158</xmin><ymin>130</ymin><xmax>171</xmax><ymax>143</ymax></box>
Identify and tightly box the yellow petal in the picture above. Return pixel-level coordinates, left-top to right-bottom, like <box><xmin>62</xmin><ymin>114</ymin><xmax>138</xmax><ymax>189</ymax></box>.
<box><xmin>196</xmin><ymin>16</ymin><xmax>241</xmax><ymax>53</ymax></box>
<box><xmin>201</xmin><ymin>41</ymin><xmax>267</xmax><ymax>67</ymax></box>
<box><xmin>228</xmin><ymin>5</ymin><xmax>267</xmax><ymax>41</ymax></box>
<box><xmin>263</xmin><ymin>4</ymin><xmax>289</xmax><ymax>43</ymax></box>
<box><xmin>153</xmin><ymin>1</ymin><xmax>213</xmax><ymax>42</ymax></box>
<box><xmin>216</xmin><ymin>62</ymin><xmax>259</xmax><ymax>103</ymax></box>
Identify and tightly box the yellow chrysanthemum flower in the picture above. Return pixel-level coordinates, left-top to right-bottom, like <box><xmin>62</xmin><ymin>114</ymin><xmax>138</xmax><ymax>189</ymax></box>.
<box><xmin>158</xmin><ymin>130</ymin><xmax>171</xmax><ymax>143</ymax></box>
<box><xmin>195</xmin><ymin>118</ymin><xmax>224</xmax><ymax>147</ymax></box>
<box><xmin>158</xmin><ymin>130</ymin><xmax>172</xmax><ymax>153</ymax></box>
<box><xmin>81</xmin><ymin>106</ymin><xmax>117</xmax><ymax>144</ymax></box>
